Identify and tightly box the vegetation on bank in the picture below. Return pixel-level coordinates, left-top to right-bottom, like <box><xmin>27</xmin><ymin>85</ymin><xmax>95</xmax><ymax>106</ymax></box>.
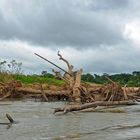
<box><xmin>82</xmin><ymin>72</ymin><xmax>140</xmax><ymax>87</ymax></box>
<box><xmin>14</xmin><ymin>74</ymin><xmax>65</xmax><ymax>86</ymax></box>
<box><xmin>0</xmin><ymin>59</ymin><xmax>65</xmax><ymax>86</ymax></box>
<box><xmin>0</xmin><ymin>72</ymin><xmax>65</xmax><ymax>86</ymax></box>
<box><xmin>0</xmin><ymin>59</ymin><xmax>140</xmax><ymax>87</ymax></box>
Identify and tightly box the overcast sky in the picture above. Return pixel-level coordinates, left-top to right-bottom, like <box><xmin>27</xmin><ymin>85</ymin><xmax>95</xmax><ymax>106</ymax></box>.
<box><xmin>0</xmin><ymin>0</ymin><xmax>140</xmax><ymax>74</ymax></box>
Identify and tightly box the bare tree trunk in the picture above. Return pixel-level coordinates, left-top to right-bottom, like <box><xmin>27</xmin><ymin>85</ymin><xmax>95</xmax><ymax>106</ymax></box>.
<box><xmin>54</xmin><ymin>100</ymin><xmax>137</xmax><ymax>114</ymax></box>
<box><xmin>73</xmin><ymin>69</ymin><xmax>83</xmax><ymax>102</ymax></box>
<box><xmin>123</xmin><ymin>85</ymin><xmax>128</xmax><ymax>100</ymax></box>
<box><xmin>39</xmin><ymin>84</ymin><xmax>48</xmax><ymax>102</ymax></box>
<box><xmin>57</xmin><ymin>51</ymin><xmax>75</xmax><ymax>88</ymax></box>
<box><xmin>57</xmin><ymin>51</ymin><xmax>73</xmax><ymax>75</ymax></box>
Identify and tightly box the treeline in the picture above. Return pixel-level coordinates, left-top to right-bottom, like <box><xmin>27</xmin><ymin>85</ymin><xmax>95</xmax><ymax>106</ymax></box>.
<box><xmin>81</xmin><ymin>72</ymin><xmax>140</xmax><ymax>87</ymax></box>
<box><xmin>0</xmin><ymin>59</ymin><xmax>140</xmax><ymax>87</ymax></box>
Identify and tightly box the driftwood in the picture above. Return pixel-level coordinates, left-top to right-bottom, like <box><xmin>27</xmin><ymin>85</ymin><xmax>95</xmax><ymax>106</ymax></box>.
<box><xmin>0</xmin><ymin>114</ymin><xmax>15</xmax><ymax>129</ymax></box>
<box><xmin>0</xmin><ymin>79</ymin><xmax>139</xmax><ymax>103</ymax></box>
<box><xmin>101</xmin><ymin>77</ymin><xmax>129</xmax><ymax>101</ymax></box>
<box><xmin>52</xmin><ymin>51</ymin><xmax>95</xmax><ymax>103</ymax></box>
<box><xmin>0</xmin><ymin>80</ymin><xmax>22</xmax><ymax>100</ymax></box>
<box><xmin>57</xmin><ymin>51</ymin><xmax>74</xmax><ymax>88</ymax></box>
<box><xmin>57</xmin><ymin>51</ymin><xmax>73</xmax><ymax>76</ymax></box>
<box><xmin>15</xmin><ymin>87</ymin><xmax>72</xmax><ymax>101</ymax></box>
<box><xmin>16</xmin><ymin>87</ymin><xmax>70</xmax><ymax>96</ymax></box>
<box><xmin>54</xmin><ymin>100</ymin><xmax>137</xmax><ymax>114</ymax></box>
<box><xmin>0</xmin><ymin>91</ymin><xmax>11</xmax><ymax>101</ymax></box>
<box><xmin>0</xmin><ymin>80</ymin><xmax>139</xmax><ymax>102</ymax></box>
<box><xmin>39</xmin><ymin>84</ymin><xmax>49</xmax><ymax>102</ymax></box>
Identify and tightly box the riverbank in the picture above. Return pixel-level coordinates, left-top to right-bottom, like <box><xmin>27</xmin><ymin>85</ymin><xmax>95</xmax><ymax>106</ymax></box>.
<box><xmin>0</xmin><ymin>79</ymin><xmax>140</xmax><ymax>102</ymax></box>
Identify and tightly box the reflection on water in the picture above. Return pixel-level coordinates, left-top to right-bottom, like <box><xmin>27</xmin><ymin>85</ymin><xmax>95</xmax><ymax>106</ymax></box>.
<box><xmin>0</xmin><ymin>101</ymin><xmax>140</xmax><ymax>140</ymax></box>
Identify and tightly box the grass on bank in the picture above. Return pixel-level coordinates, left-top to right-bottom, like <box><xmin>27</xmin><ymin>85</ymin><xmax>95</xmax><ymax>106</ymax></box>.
<box><xmin>0</xmin><ymin>72</ymin><xmax>140</xmax><ymax>87</ymax></box>
<box><xmin>0</xmin><ymin>72</ymin><xmax>65</xmax><ymax>86</ymax></box>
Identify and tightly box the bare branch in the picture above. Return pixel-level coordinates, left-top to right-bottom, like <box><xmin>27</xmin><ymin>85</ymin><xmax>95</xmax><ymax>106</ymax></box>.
<box><xmin>57</xmin><ymin>51</ymin><xmax>73</xmax><ymax>74</ymax></box>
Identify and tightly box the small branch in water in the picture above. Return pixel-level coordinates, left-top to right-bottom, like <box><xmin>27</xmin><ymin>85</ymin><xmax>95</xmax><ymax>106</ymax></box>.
<box><xmin>6</xmin><ymin>114</ymin><xmax>14</xmax><ymax>123</ymax></box>
<box><xmin>0</xmin><ymin>114</ymin><xmax>15</xmax><ymax>129</ymax></box>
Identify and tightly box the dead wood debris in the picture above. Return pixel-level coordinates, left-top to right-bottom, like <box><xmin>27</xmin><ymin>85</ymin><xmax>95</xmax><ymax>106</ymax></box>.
<box><xmin>54</xmin><ymin>100</ymin><xmax>137</xmax><ymax>115</ymax></box>
<box><xmin>100</xmin><ymin>83</ymin><xmax>127</xmax><ymax>101</ymax></box>
<box><xmin>0</xmin><ymin>114</ymin><xmax>15</xmax><ymax>129</ymax></box>
<box><xmin>0</xmin><ymin>80</ymin><xmax>139</xmax><ymax>103</ymax></box>
<box><xmin>0</xmin><ymin>80</ymin><xmax>22</xmax><ymax>100</ymax></box>
<box><xmin>0</xmin><ymin>80</ymin><xmax>139</xmax><ymax>115</ymax></box>
<box><xmin>0</xmin><ymin>52</ymin><xmax>140</xmax><ymax>114</ymax></box>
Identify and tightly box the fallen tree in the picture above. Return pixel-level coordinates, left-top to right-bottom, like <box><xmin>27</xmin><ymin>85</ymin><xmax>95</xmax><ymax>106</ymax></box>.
<box><xmin>54</xmin><ymin>100</ymin><xmax>137</xmax><ymax>114</ymax></box>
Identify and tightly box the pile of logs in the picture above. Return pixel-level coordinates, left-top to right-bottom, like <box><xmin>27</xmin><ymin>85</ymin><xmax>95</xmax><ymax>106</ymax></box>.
<box><xmin>100</xmin><ymin>81</ymin><xmax>140</xmax><ymax>102</ymax></box>
<box><xmin>54</xmin><ymin>81</ymin><xmax>140</xmax><ymax>114</ymax></box>
<box><xmin>0</xmin><ymin>81</ymin><xmax>71</xmax><ymax>101</ymax></box>
<box><xmin>0</xmin><ymin>52</ymin><xmax>140</xmax><ymax>114</ymax></box>
<box><xmin>52</xmin><ymin>51</ymin><xmax>96</xmax><ymax>103</ymax></box>
<box><xmin>0</xmin><ymin>79</ymin><xmax>140</xmax><ymax>114</ymax></box>
<box><xmin>101</xmin><ymin>83</ymin><xmax>127</xmax><ymax>101</ymax></box>
<box><xmin>0</xmin><ymin>80</ymin><xmax>22</xmax><ymax>100</ymax></box>
<box><xmin>0</xmin><ymin>81</ymin><xmax>95</xmax><ymax>102</ymax></box>
<box><xmin>0</xmin><ymin>80</ymin><xmax>139</xmax><ymax>101</ymax></box>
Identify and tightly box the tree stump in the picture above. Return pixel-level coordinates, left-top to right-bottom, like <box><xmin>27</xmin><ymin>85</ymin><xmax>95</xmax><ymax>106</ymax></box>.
<box><xmin>72</xmin><ymin>69</ymin><xmax>83</xmax><ymax>102</ymax></box>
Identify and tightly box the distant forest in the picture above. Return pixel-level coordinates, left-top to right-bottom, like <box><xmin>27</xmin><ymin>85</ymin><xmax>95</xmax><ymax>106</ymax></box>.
<box><xmin>82</xmin><ymin>71</ymin><xmax>140</xmax><ymax>87</ymax></box>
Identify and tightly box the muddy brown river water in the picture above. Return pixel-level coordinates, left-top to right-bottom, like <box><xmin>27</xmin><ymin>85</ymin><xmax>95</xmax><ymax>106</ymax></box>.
<box><xmin>0</xmin><ymin>101</ymin><xmax>140</xmax><ymax>140</ymax></box>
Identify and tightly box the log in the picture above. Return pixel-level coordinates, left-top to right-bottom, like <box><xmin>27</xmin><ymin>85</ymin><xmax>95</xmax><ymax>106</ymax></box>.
<box><xmin>6</xmin><ymin>114</ymin><xmax>14</xmax><ymax>123</ymax></box>
<box><xmin>72</xmin><ymin>69</ymin><xmax>82</xmax><ymax>102</ymax></box>
<box><xmin>16</xmin><ymin>87</ymin><xmax>70</xmax><ymax>96</ymax></box>
<box><xmin>123</xmin><ymin>85</ymin><xmax>128</xmax><ymax>100</ymax></box>
<box><xmin>0</xmin><ymin>114</ymin><xmax>15</xmax><ymax>129</ymax></box>
<box><xmin>39</xmin><ymin>85</ymin><xmax>48</xmax><ymax>101</ymax></box>
<box><xmin>54</xmin><ymin>100</ymin><xmax>137</xmax><ymax>114</ymax></box>
<box><xmin>14</xmin><ymin>87</ymin><xmax>72</xmax><ymax>101</ymax></box>
<box><xmin>0</xmin><ymin>91</ymin><xmax>11</xmax><ymax>101</ymax></box>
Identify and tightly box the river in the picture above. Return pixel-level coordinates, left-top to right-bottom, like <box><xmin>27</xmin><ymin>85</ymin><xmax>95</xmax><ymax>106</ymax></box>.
<box><xmin>0</xmin><ymin>101</ymin><xmax>140</xmax><ymax>140</ymax></box>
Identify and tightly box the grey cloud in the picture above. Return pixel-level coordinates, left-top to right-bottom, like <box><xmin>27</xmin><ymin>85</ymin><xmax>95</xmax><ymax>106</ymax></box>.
<box><xmin>0</xmin><ymin>0</ymin><xmax>140</xmax><ymax>74</ymax></box>
<box><xmin>0</xmin><ymin>40</ymin><xmax>140</xmax><ymax>74</ymax></box>
<box><xmin>78</xmin><ymin>45</ymin><xmax>140</xmax><ymax>74</ymax></box>
<box><xmin>0</xmin><ymin>0</ymin><xmax>127</xmax><ymax>48</ymax></box>
<box><xmin>89</xmin><ymin>0</ymin><xmax>130</xmax><ymax>11</ymax></box>
<box><xmin>0</xmin><ymin>12</ymin><xmax>17</xmax><ymax>40</ymax></box>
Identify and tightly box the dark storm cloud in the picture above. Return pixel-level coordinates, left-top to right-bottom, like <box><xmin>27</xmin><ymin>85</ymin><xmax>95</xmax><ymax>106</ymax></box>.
<box><xmin>0</xmin><ymin>0</ymin><xmax>130</xmax><ymax>48</ymax></box>
<box><xmin>0</xmin><ymin>0</ymin><xmax>140</xmax><ymax>74</ymax></box>
<box><xmin>0</xmin><ymin>12</ymin><xmax>17</xmax><ymax>40</ymax></box>
<box><xmin>89</xmin><ymin>0</ymin><xmax>130</xmax><ymax>10</ymax></box>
